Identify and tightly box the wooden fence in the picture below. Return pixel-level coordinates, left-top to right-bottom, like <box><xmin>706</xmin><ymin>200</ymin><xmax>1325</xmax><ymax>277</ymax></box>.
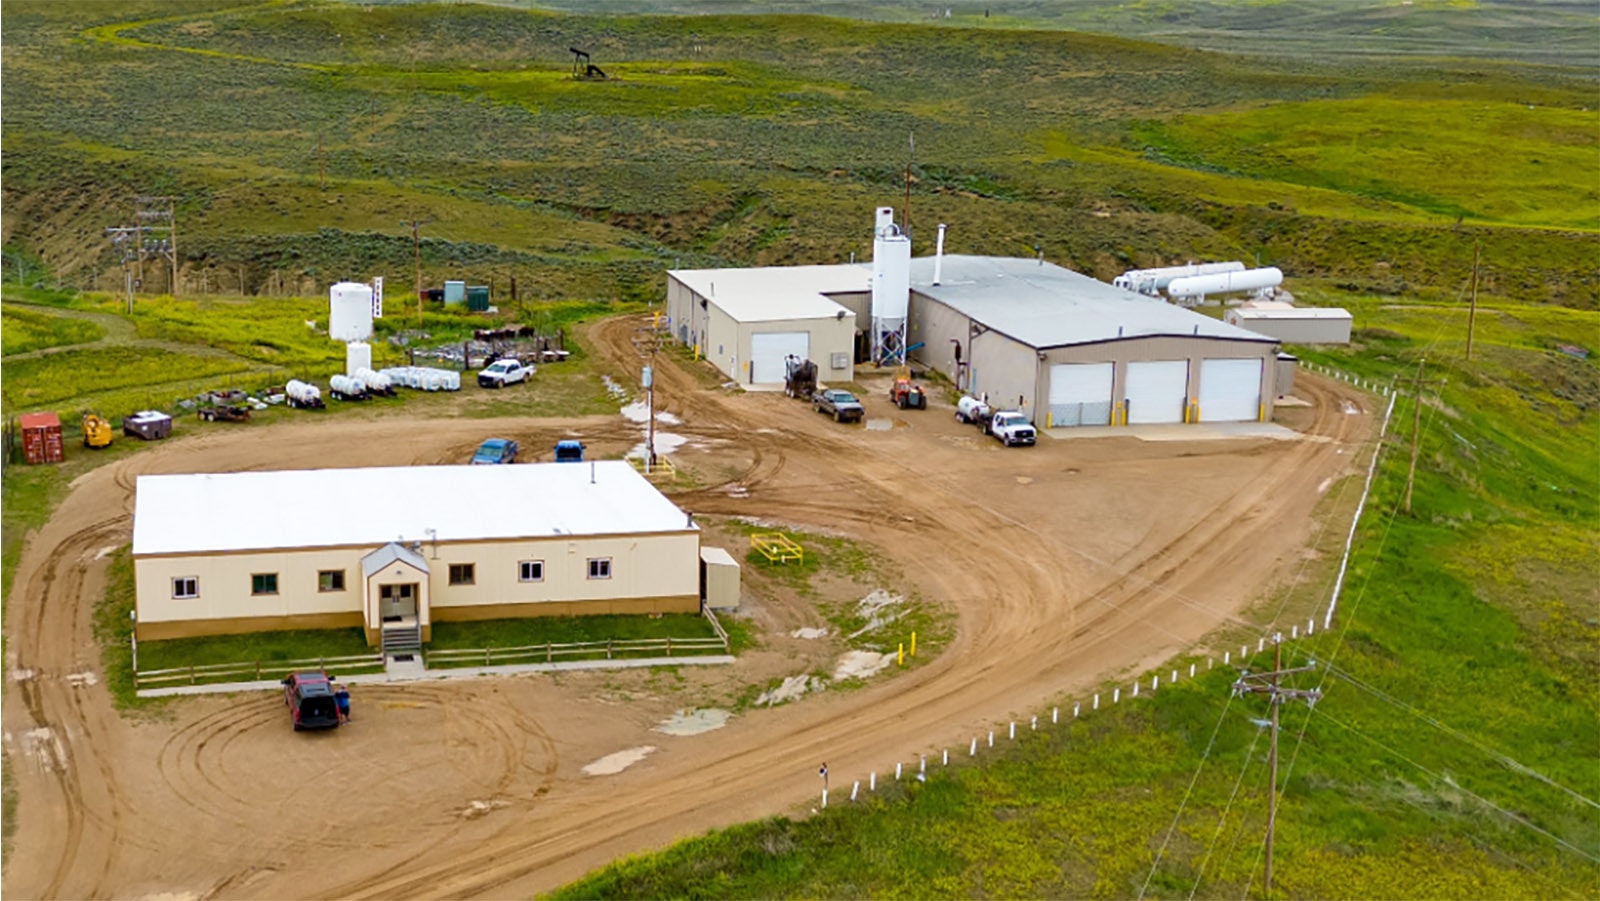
<box><xmin>424</xmin><ymin>635</ymin><xmax>726</xmax><ymax>669</ymax></box>
<box><xmin>133</xmin><ymin>648</ymin><xmax>385</xmax><ymax>689</ymax></box>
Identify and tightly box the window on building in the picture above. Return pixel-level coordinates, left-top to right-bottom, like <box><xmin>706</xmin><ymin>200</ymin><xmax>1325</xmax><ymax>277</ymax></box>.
<box><xmin>587</xmin><ymin>557</ymin><xmax>612</xmax><ymax>580</ymax></box>
<box><xmin>519</xmin><ymin>560</ymin><xmax>545</xmax><ymax>583</ymax></box>
<box><xmin>318</xmin><ymin>569</ymin><xmax>346</xmax><ymax>592</ymax></box>
<box><xmin>172</xmin><ymin>576</ymin><xmax>199</xmax><ymax>599</ymax></box>
<box><xmin>251</xmin><ymin>573</ymin><xmax>279</xmax><ymax>596</ymax></box>
<box><xmin>449</xmin><ymin>563</ymin><xmax>475</xmax><ymax>586</ymax></box>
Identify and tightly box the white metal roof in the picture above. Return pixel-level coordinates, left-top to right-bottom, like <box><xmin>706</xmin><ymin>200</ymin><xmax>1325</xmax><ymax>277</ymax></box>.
<box><xmin>1229</xmin><ymin>307</ymin><xmax>1352</xmax><ymax>320</ymax></box>
<box><xmin>910</xmin><ymin>255</ymin><xmax>1275</xmax><ymax>348</ymax></box>
<box><xmin>133</xmin><ymin>461</ymin><xmax>697</xmax><ymax>556</ymax></box>
<box><xmin>669</xmin><ymin>264</ymin><xmax>866</xmax><ymax>323</ymax></box>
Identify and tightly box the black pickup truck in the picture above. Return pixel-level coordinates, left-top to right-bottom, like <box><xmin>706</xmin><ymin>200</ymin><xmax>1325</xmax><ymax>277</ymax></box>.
<box><xmin>813</xmin><ymin>388</ymin><xmax>865</xmax><ymax>423</ymax></box>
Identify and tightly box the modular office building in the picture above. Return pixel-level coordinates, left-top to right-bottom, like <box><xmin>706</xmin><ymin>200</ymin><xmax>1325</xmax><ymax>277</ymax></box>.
<box><xmin>132</xmin><ymin>462</ymin><xmax>705</xmax><ymax>647</ymax></box>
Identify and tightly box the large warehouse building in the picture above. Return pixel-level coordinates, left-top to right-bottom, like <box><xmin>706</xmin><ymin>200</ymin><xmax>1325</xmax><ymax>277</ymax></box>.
<box><xmin>906</xmin><ymin>255</ymin><xmax>1281</xmax><ymax>426</ymax></box>
<box><xmin>131</xmin><ymin>462</ymin><xmax>715</xmax><ymax>649</ymax></box>
<box><xmin>665</xmin><ymin>242</ymin><xmax>1283</xmax><ymax>426</ymax></box>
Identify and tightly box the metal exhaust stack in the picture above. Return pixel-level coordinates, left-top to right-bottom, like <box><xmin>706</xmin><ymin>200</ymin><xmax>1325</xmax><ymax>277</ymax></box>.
<box><xmin>933</xmin><ymin>223</ymin><xmax>947</xmax><ymax>286</ymax></box>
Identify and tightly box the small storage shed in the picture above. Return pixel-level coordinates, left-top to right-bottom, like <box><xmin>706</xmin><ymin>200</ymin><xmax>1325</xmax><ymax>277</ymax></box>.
<box><xmin>20</xmin><ymin>412</ymin><xmax>64</xmax><ymax>464</ymax></box>
<box><xmin>1225</xmin><ymin>304</ymin><xmax>1352</xmax><ymax>345</ymax></box>
<box><xmin>700</xmin><ymin>546</ymin><xmax>741</xmax><ymax>610</ymax></box>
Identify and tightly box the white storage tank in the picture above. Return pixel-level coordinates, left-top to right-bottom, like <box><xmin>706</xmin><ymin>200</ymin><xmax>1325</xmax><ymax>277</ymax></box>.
<box><xmin>1166</xmin><ymin>267</ymin><xmax>1283</xmax><ymax>301</ymax></box>
<box><xmin>345</xmin><ymin>340</ymin><xmax>372</xmax><ymax>376</ymax></box>
<box><xmin>329</xmin><ymin>282</ymin><xmax>375</xmax><ymax>342</ymax></box>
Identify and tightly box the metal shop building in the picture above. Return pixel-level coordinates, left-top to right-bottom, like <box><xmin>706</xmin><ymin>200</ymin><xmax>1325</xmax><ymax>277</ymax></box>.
<box><xmin>905</xmin><ymin>255</ymin><xmax>1282</xmax><ymax>427</ymax></box>
<box><xmin>132</xmin><ymin>462</ymin><xmax>729</xmax><ymax>648</ymax></box>
<box><xmin>665</xmin><ymin>264</ymin><xmax>865</xmax><ymax>387</ymax></box>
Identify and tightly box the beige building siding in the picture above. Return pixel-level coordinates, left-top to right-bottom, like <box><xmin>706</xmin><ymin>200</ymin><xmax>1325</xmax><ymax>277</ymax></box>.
<box><xmin>907</xmin><ymin>293</ymin><xmax>1042</xmax><ymax>418</ymax></box>
<box><xmin>135</xmin><ymin>532</ymin><xmax>700</xmax><ymax>642</ymax></box>
<box><xmin>1038</xmin><ymin>337</ymin><xmax>1278</xmax><ymax>424</ymax></box>
<box><xmin>665</xmin><ymin>275</ymin><xmax>855</xmax><ymax>385</ymax></box>
<box><xmin>907</xmin><ymin>290</ymin><xmax>970</xmax><ymax>384</ymax></box>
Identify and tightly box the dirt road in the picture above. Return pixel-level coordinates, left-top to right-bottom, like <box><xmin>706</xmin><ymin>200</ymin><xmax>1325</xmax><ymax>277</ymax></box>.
<box><xmin>2</xmin><ymin>316</ymin><xmax>1374</xmax><ymax>899</ymax></box>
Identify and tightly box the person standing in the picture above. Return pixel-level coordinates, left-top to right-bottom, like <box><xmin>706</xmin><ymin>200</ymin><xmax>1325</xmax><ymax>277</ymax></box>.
<box><xmin>332</xmin><ymin>680</ymin><xmax>351</xmax><ymax>724</ymax></box>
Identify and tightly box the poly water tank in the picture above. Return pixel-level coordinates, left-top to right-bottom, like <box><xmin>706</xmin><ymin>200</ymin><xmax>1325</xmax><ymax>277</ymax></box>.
<box><xmin>444</xmin><ymin>280</ymin><xmax>467</xmax><ymax>305</ymax></box>
<box><xmin>329</xmin><ymin>282</ymin><xmax>374</xmax><ymax>341</ymax></box>
<box><xmin>345</xmin><ymin>341</ymin><xmax>372</xmax><ymax>376</ymax></box>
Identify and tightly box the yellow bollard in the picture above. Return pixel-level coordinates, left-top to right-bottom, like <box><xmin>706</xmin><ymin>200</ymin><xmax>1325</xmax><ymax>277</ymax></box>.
<box><xmin>898</xmin><ymin>643</ymin><xmax>904</xmax><ymax>667</ymax></box>
<box><xmin>911</xmin><ymin>631</ymin><xmax>917</xmax><ymax>657</ymax></box>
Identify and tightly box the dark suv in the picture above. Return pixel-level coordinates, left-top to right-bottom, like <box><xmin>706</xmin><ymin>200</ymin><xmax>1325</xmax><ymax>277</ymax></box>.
<box><xmin>282</xmin><ymin>672</ymin><xmax>341</xmax><ymax>731</ymax></box>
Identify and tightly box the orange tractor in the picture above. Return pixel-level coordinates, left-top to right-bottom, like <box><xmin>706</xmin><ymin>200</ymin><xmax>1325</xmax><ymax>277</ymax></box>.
<box><xmin>888</xmin><ymin>367</ymin><xmax>927</xmax><ymax>410</ymax></box>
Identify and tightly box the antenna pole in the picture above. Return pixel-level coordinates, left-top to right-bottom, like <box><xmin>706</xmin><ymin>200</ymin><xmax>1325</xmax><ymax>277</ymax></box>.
<box><xmin>1465</xmin><ymin>241</ymin><xmax>1480</xmax><ymax>361</ymax></box>
<box><xmin>903</xmin><ymin>133</ymin><xmax>914</xmax><ymax>246</ymax></box>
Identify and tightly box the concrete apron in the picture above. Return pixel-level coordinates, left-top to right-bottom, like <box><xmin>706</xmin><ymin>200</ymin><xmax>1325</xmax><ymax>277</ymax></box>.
<box><xmin>1041</xmin><ymin>422</ymin><xmax>1301</xmax><ymax>442</ymax></box>
<box><xmin>137</xmin><ymin>654</ymin><xmax>737</xmax><ymax>698</ymax></box>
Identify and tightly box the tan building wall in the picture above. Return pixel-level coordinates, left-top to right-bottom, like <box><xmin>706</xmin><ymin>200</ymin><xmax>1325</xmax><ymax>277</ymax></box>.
<box><xmin>737</xmin><ymin>316</ymin><xmax>856</xmax><ymax>384</ymax></box>
<box><xmin>908</xmin><ymin>292</ymin><xmax>1041</xmax><ymax>418</ymax></box>
<box><xmin>135</xmin><ymin>531</ymin><xmax>700</xmax><ymax>642</ymax></box>
<box><xmin>1038</xmin><ymin>336</ymin><xmax>1278</xmax><ymax>424</ymax></box>
<box><xmin>665</xmin><ymin>276</ymin><xmax>856</xmax><ymax>385</ymax></box>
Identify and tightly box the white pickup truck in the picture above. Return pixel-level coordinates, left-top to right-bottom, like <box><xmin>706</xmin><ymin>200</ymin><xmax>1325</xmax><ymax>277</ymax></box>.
<box><xmin>477</xmin><ymin>358</ymin><xmax>533</xmax><ymax>389</ymax></box>
<box><xmin>956</xmin><ymin>395</ymin><xmax>1036</xmax><ymax>447</ymax></box>
<box><xmin>986</xmin><ymin>410</ymin><xmax>1037</xmax><ymax>447</ymax></box>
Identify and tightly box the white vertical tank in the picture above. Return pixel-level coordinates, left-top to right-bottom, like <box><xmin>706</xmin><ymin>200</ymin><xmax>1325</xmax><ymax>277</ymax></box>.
<box><xmin>346</xmin><ymin>340</ymin><xmax>372</xmax><ymax>376</ymax></box>
<box><xmin>329</xmin><ymin>282</ymin><xmax>375</xmax><ymax>342</ymax></box>
<box><xmin>871</xmin><ymin>207</ymin><xmax>911</xmax><ymax>363</ymax></box>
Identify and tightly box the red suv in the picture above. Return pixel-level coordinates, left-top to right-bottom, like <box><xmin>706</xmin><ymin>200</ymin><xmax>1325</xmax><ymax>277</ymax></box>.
<box><xmin>282</xmin><ymin>672</ymin><xmax>341</xmax><ymax>731</ymax></box>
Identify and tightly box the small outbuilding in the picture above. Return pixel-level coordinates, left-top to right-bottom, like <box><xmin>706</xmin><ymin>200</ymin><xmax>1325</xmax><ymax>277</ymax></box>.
<box><xmin>665</xmin><ymin>265</ymin><xmax>866</xmax><ymax>386</ymax></box>
<box><xmin>132</xmin><ymin>461</ymin><xmax>709</xmax><ymax>649</ymax></box>
<box><xmin>1225</xmin><ymin>302</ymin><xmax>1352</xmax><ymax>345</ymax></box>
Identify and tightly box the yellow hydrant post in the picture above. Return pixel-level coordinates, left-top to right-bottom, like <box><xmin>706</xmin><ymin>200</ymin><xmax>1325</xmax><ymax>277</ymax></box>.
<box><xmin>898</xmin><ymin>643</ymin><xmax>904</xmax><ymax>667</ymax></box>
<box><xmin>911</xmin><ymin>631</ymin><xmax>917</xmax><ymax>657</ymax></box>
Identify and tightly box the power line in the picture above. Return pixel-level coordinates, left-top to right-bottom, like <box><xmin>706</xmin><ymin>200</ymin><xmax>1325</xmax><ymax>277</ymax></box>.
<box><xmin>1230</xmin><ymin>644</ymin><xmax>1323</xmax><ymax>895</ymax></box>
<box><xmin>1317</xmin><ymin>710</ymin><xmax>1600</xmax><ymax>865</ymax></box>
<box><xmin>1319</xmin><ymin>662</ymin><xmax>1599</xmax><ymax>811</ymax></box>
<box><xmin>1189</xmin><ymin>722</ymin><xmax>1265</xmax><ymax>900</ymax></box>
<box><xmin>1137</xmin><ymin>692</ymin><xmax>1237</xmax><ymax>901</ymax></box>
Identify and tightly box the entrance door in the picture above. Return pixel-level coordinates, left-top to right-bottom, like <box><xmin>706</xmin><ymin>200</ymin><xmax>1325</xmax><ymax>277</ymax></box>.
<box><xmin>749</xmin><ymin>331</ymin><xmax>810</xmax><ymax>384</ymax></box>
<box><xmin>380</xmin><ymin>583</ymin><xmax>418</xmax><ymax>622</ymax></box>
<box><xmin>1124</xmin><ymin>360</ymin><xmax>1189</xmax><ymax>424</ymax></box>
<box><xmin>1198</xmin><ymin>358</ymin><xmax>1264</xmax><ymax>422</ymax></box>
<box><xmin>1047</xmin><ymin>362</ymin><xmax>1114</xmax><ymax>427</ymax></box>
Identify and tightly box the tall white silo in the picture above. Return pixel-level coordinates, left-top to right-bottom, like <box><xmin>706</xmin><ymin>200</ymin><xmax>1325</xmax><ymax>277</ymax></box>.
<box><xmin>871</xmin><ymin>207</ymin><xmax>911</xmax><ymax>365</ymax></box>
<box><xmin>329</xmin><ymin>281</ymin><xmax>375</xmax><ymax>342</ymax></box>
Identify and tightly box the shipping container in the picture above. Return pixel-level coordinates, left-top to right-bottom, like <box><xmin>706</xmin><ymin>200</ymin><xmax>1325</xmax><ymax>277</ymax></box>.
<box><xmin>20</xmin><ymin>412</ymin><xmax>64</xmax><ymax>464</ymax></box>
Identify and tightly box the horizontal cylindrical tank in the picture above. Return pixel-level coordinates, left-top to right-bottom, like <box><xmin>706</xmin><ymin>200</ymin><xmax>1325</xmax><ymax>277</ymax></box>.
<box><xmin>354</xmin><ymin>367</ymin><xmax>392</xmax><ymax>393</ymax></box>
<box><xmin>329</xmin><ymin>282</ymin><xmax>374</xmax><ymax>342</ymax></box>
<box><xmin>1166</xmin><ymin>267</ymin><xmax>1283</xmax><ymax>298</ymax></box>
<box><xmin>1115</xmin><ymin>261</ymin><xmax>1244</xmax><ymax>295</ymax></box>
<box><xmin>329</xmin><ymin>374</ymin><xmax>368</xmax><ymax>399</ymax></box>
<box><xmin>286</xmin><ymin>379</ymin><xmax>320</xmax><ymax>403</ymax></box>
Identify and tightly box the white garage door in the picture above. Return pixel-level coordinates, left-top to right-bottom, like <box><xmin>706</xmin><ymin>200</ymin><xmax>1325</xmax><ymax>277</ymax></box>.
<box><xmin>1125</xmin><ymin>360</ymin><xmax>1189</xmax><ymax>425</ymax></box>
<box><xmin>749</xmin><ymin>331</ymin><xmax>810</xmax><ymax>384</ymax></box>
<box><xmin>1047</xmin><ymin>362</ymin><xmax>1114</xmax><ymax>427</ymax></box>
<box><xmin>1199</xmin><ymin>358</ymin><xmax>1263</xmax><ymax>422</ymax></box>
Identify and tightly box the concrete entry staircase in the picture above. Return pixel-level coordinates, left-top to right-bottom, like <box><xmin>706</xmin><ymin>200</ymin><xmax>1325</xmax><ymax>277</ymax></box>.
<box><xmin>381</xmin><ymin>622</ymin><xmax>422</xmax><ymax>670</ymax></box>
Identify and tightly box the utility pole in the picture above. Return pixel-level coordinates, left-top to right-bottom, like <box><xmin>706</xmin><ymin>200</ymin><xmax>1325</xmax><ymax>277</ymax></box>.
<box><xmin>1464</xmin><ymin>241</ymin><xmax>1480</xmax><ymax>361</ymax></box>
<box><xmin>1233</xmin><ymin>643</ymin><xmax>1322</xmax><ymax>897</ymax></box>
<box><xmin>633</xmin><ymin>317</ymin><xmax>665</xmax><ymax>472</ymax></box>
<box><xmin>902</xmin><ymin>132</ymin><xmax>915</xmax><ymax>246</ymax></box>
<box><xmin>401</xmin><ymin>218</ymin><xmax>429</xmax><ymax>327</ymax></box>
